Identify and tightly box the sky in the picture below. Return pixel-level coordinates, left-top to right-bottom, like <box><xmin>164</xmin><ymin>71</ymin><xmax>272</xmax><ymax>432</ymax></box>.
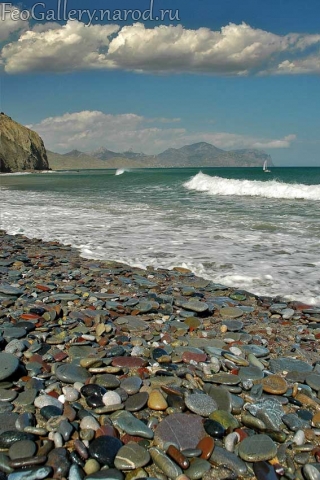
<box><xmin>0</xmin><ymin>0</ymin><xmax>320</xmax><ymax>165</ymax></box>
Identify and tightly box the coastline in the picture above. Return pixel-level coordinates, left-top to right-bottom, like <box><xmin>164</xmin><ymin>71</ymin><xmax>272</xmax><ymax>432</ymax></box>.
<box><xmin>1</xmin><ymin>228</ymin><xmax>320</xmax><ymax>478</ymax></box>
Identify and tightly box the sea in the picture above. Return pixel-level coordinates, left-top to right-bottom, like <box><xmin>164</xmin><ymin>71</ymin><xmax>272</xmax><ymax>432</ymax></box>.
<box><xmin>1</xmin><ymin>167</ymin><xmax>320</xmax><ymax>305</ymax></box>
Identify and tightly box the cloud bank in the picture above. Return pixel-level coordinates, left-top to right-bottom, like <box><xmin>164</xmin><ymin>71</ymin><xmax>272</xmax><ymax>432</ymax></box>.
<box><xmin>27</xmin><ymin>110</ymin><xmax>296</xmax><ymax>154</ymax></box>
<box><xmin>1</xmin><ymin>19</ymin><xmax>320</xmax><ymax>75</ymax></box>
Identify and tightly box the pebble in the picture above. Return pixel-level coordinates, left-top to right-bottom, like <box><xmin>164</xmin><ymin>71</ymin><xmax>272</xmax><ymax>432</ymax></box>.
<box><xmin>0</xmin><ymin>230</ymin><xmax>320</xmax><ymax>480</ymax></box>
<box><xmin>238</xmin><ymin>434</ymin><xmax>278</xmax><ymax>462</ymax></box>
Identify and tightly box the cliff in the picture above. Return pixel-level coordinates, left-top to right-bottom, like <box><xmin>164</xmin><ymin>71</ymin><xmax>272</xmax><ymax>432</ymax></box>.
<box><xmin>0</xmin><ymin>113</ymin><xmax>49</xmax><ymax>173</ymax></box>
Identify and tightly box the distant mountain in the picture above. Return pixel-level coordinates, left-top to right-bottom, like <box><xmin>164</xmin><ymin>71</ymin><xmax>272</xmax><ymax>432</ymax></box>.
<box><xmin>47</xmin><ymin>142</ymin><xmax>274</xmax><ymax>170</ymax></box>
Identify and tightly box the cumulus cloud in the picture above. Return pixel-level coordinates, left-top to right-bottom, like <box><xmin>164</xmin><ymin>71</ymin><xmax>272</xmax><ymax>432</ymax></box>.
<box><xmin>2</xmin><ymin>20</ymin><xmax>119</xmax><ymax>73</ymax></box>
<box><xmin>0</xmin><ymin>4</ymin><xmax>28</xmax><ymax>42</ymax></box>
<box><xmin>1</xmin><ymin>20</ymin><xmax>320</xmax><ymax>75</ymax></box>
<box><xmin>28</xmin><ymin>110</ymin><xmax>296</xmax><ymax>154</ymax></box>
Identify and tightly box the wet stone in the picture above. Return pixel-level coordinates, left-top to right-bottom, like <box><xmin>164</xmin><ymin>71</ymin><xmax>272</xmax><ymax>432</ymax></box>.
<box><xmin>149</xmin><ymin>447</ymin><xmax>182</xmax><ymax>479</ymax></box>
<box><xmin>219</xmin><ymin>307</ymin><xmax>243</xmax><ymax>318</ymax></box>
<box><xmin>306</xmin><ymin>373</ymin><xmax>320</xmax><ymax>391</ymax></box>
<box><xmin>238</xmin><ymin>434</ymin><xmax>277</xmax><ymax>462</ymax></box>
<box><xmin>120</xmin><ymin>376</ymin><xmax>142</xmax><ymax>395</ymax></box>
<box><xmin>181</xmin><ymin>299</ymin><xmax>209</xmax><ymax>313</ymax></box>
<box><xmin>125</xmin><ymin>391</ymin><xmax>149</xmax><ymax>411</ymax></box>
<box><xmin>114</xmin><ymin>443</ymin><xmax>150</xmax><ymax>470</ymax></box>
<box><xmin>154</xmin><ymin>413</ymin><xmax>207</xmax><ymax>450</ymax></box>
<box><xmin>222</xmin><ymin>320</ymin><xmax>243</xmax><ymax>331</ymax></box>
<box><xmin>8</xmin><ymin>440</ymin><xmax>37</xmax><ymax>460</ymax></box>
<box><xmin>203</xmin><ymin>419</ymin><xmax>226</xmax><ymax>439</ymax></box>
<box><xmin>185</xmin><ymin>393</ymin><xmax>217</xmax><ymax>417</ymax></box>
<box><xmin>210</xmin><ymin>446</ymin><xmax>248</xmax><ymax>476</ymax></box>
<box><xmin>0</xmin><ymin>353</ymin><xmax>19</xmax><ymax>381</ymax></box>
<box><xmin>238</xmin><ymin>366</ymin><xmax>264</xmax><ymax>382</ymax></box>
<box><xmin>184</xmin><ymin>458</ymin><xmax>211</xmax><ymax>479</ymax></box>
<box><xmin>111</xmin><ymin>410</ymin><xmax>153</xmax><ymax>439</ymax></box>
<box><xmin>262</xmin><ymin>374</ymin><xmax>288</xmax><ymax>395</ymax></box>
<box><xmin>55</xmin><ymin>364</ymin><xmax>91</xmax><ymax>383</ymax></box>
<box><xmin>89</xmin><ymin>436</ymin><xmax>123</xmax><ymax>467</ymax></box>
<box><xmin>269</xmin><ymin>357</ymin><xmax>313</xmax><ymax>373</ymax></box>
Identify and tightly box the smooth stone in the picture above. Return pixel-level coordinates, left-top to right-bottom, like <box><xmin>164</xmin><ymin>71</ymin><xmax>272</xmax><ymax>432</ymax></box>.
<box><xmin>102</xmin><ymin>391</ymin><xmax>122</xmax><ymax>407</ymax></box>
<box><xmin>262</xmin><ymin>374</ymin><xmax>288</xmax><ymax>395</ymax></box>
<box><xmin>15</xmin><ymin>413</ymin><xmax>35</xmax><ymax>431</ymax></box>
<box><xmin>209</xmin><ymin>373</ymin><xmax>240</xmax><ymax>385</ymax></box>
<box><xmin>269</xmin><ymin>357</ymin><xmax>313</xmax><ymax>373</ymax></box>
<box><xmin>89</xmin><ymin>436</ymin><xmax>123</xmax><ymax>467</ymax></box>
<box><xmin>81</xmin><ymin>384</ymin><xmax>107</xmax><ymax>398</ymax></box>
<box><xmin>306</xmin><ymin>373</ymin><xmax>320</xmax><ymax>392</ymax></box>
<box><xmin>0</xmin><ymin>353</ymin><xmax>19</xmax><ymax>381</ymax></box>
<box><xmin>209</xmin><ymin>446</ymin><xmax>248</xmax><ymax>476</ymax></box>
<box><xmin>46</xmin><ymin>447</ymin><xmax>71</xmax><ymax>478</ymax></box>
<box><xmin>40</xmin><ymin>405</ymin><xmax>63</xmax><ymax>419</ymax></box>
<box><xmin>111</xmin><ymin>357</ymin><xmax>147</xmax><ymax>368</ymax></box>
<box><xmin>97</xmin><ymin>374</ymin><xmax>120</xmax><ymax>389</ymax></box>
<box><xmin>209</xmin><ymin>410</ymin><xmax>239</xmax><ymax>430</ymax></box>
<box><xmin>149</xmin><ymin>447</ymin><xmax>182</xmax><ymax>479</ymax></box>
<box><xmin>0</xmin><ymin>413</ymin><xmax>19</xmax><ymax>435</ymax></box>
<box><xmin>0</xmin><ymin>327</ymin><xmax>27</xmax><ymax>341</ymax></box>
<box><xmin>114</xmin><ymin>316</ymin><xmax>149</xmax><ymax>332</ymax></box>
<box><xmin>55</xmin><ymin>364</ymin><xmax>91</xmax><ymax>383</ymax></box>
<box><xmin>238</xmin><ymin>434</ymin><xmax>277</xmax><ymax>462</ymax></box>
<box><xmin>203</xmin><ymin>419</ymin><xmax>225</xmax><ymax>439</ymax></box>
<box><xmin>181</xmin><ymin>300</ymin><xmax>209</xmax><ymax>313</ymax></box>
<box><xmin>14</xmin><ymin>388</ymin><xmax>37</xmax><ymax>406</ymax></box>
<box><xmin>303</xmin><ymin>464</ymin><xmax>320</xmax><ymax>480</ymax></box>
<box><xmin>84</xmin><ymin>458</ymin><xmax>100</xmax><ymax>475</ymax></box>
<box><xmin>197</xmin><ymin>437</ymin><xmax>215</xmax><ymax>460</ymax></box>
<box><xmin>184</xmin><ymin>458</ymin><xmax>211</xmax><ymax>479</ymax></box>
<box><xmin>222</xmin><ymin>320</ymin><xmax>243</xmax><ymax>331</ymax></box>
<box><xmin>34</xmin><ymin>395</ymin><xmax>63</xmax><ymax>410</ymax></box>
<box><xmin>148</xmin><ymin>390</ymin><xmax>168</xmax><ymax>410</ymax></box>
<box><xmin>125</xmin><ymin>392</ymin><xmax>149</xmax><ymax>412</ymax></box>
<box><xmin>0</xmin><ymin>388</ymin><xmax>17</xmax><ymax>402</ymax></box>
<box><xmin>166</xmin><ymin>444</ymin><xmax>190</xmax><ymax>469</ymax></box>
<box><xmin>154</xmin><ymin>413</ymin><xmax>207</xmax><ymax>450</ymax></box>
<box><xmin>219</xmin><ymin>307</ymin><xmax>243</xmax><ymax>318</ymax></box>
<box><xmin>9</xmin><ymin>440</ymin><xmax>37</xmax><ymax>460</ymax></box>
<box><xmin>114</xmin><ymin>443</ymin><xmax>150</xmax><ymax>470</ymax></box>
<box><xmin>111</xmin><ymin>411</ymin><xmax>153</xmax><ymax>439</ymax></box>
<box><xmin>204</xmin><ymin>383</ymin><xmax>232</xmax><ymax>412</ymax></box>
<box><xmin>241</xmin><ymin>345</ymin><xmax>270</xmax><ymax>357</ymax></box>
<box><xmin>185</xmin><ymin>394</ymin><xmax>217</xmax><ymax>417</ymax></box>
<box><xmin>7</xmin><ymin>467</ymin><xmax>52</xmax><ymax>480</ymax></box>
<box><xmin>253</xmin><ymin>461</ymin><xmax>279</xmax><ymax>480</ymax></box>
<box><xmin>0</xmin><ymin>431</ymin><xmax>35</xmax><ymax>449</ymax></box>
<box><xmin>238</xmin><ymin>366</ymin><xmax>264</xmax><ymax>382</ymax></box>
<box><xmin>86</xmin><ymin>469</ymin><xmax>124</xmax><ymax>480</ymax></box>
<box><xmin>0</xmin><ymin>284</ymin><xmax>23</xmax><ymax>296</ymax></box>
<box><xmin>80</xmin><ymin>416</ymin><xmax>100</xmax><ymax>431</ymax></box>
<box><xmin>120</xmin><ymin>376</ymin><xmax>142</xmax><ymax>395</ymax></box>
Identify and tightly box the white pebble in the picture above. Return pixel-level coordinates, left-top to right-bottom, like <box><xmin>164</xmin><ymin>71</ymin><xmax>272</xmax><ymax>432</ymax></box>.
<box><xmin>58</xmin><ymin>394</ymin><xmax>65</xmax><ymax>404</ymax></box>
<box><xmin>80</xmin><ymin>416</ymin><xmax>100</xmax><ymax>431</ymax></box>
<box><xmin>34</xmin><ymin>395</ymin><xmax>63</xmax><ymax>409</ymax></box>
<box><xmin>293</xmin><ymin>429</ymin><xmax>305</xmax><ymax>446</ymax></box>
<box><xmin>102</xmin><ymin>391</ymin><xmax>121</xmax><ymax>407</ymax></box>
<box><xmin>53</xmin><ymin>432</ymin><xmax>63</xmax><ymax>448</ymax></box>
<box><xmin>229</xmin><ymin>346</ymin><xmax>242</xmax><ymax>356</ymax></box>
<box><xmin>224</xmin><ymin>432</ymin><xmax>240</xmax><ymax>452</ymax></box>
<box><xmin>62</xmin><ymin>386</ymin><xmax>80</xmax><ymax>402</ymax></box>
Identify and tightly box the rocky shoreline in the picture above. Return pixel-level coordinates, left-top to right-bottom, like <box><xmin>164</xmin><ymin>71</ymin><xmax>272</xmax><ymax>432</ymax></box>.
<box><xmin>0</xmin><ymin>229</ymin><xmax>320</xmax><ymax>480</ymax></box>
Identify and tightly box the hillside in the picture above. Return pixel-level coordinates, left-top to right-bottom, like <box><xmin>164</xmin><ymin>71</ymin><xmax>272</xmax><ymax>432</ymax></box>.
<box><xmin>0</xmin><ymin>113</ymin><xmax>49</xmax><ymax>173</ymax></box>
<box><xmin>49</xmin><ymin>142</ymin><xmax>273</xmax><ymax>170</ymax></box>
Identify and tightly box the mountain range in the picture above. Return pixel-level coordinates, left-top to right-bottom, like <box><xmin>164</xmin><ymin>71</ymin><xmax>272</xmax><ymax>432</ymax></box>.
<box><xmin>48</xmin><ymin>142</ymin><xmax>273</xmax><ymax>170</ymax></box>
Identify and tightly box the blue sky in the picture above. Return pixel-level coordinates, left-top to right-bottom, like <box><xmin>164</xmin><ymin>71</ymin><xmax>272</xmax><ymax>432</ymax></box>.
<box><xmin>1</xmin><ymin>0</ymin><xmax>320</xmax><ymax>165</ymax></box>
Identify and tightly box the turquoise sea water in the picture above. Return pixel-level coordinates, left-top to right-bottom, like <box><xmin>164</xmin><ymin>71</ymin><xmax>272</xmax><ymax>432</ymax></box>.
<box><xmin>1</xmin><ymin>167</ymin><xmax>320</xmax><ymax>304</ymax></box>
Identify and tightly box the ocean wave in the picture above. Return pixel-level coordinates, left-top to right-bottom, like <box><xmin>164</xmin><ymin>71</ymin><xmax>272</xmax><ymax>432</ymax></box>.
<box><xmin>184</xmin><ymin>172</ymin><xmax>320</xmax><ymax>200</ymax></box>
<box><xmin>115</xmin><ymin>168</ymin><xmax>130</xmax><ymax>176</ymax></box>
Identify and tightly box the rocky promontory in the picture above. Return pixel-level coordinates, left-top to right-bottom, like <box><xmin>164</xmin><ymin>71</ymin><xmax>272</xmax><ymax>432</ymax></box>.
<box><xmin>0</xmin><ymin>113</ymin><xmax>49</xmax><ymax>173</ymax></box>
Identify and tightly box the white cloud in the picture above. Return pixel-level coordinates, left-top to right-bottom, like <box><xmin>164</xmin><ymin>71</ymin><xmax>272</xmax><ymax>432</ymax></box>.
<box><xmin>1</xmin><ymin>20</ymin><xmax>320</xmax><ymax>75</ymax></box>
<box><xmin>2</xmin><ymin>20</ymin><xmax>119</xmax><ymax>73</ymax></box>
<box><xmin>28</xmin><ymin>110</ymin><xmax>296</xmax><ymax>154</ymax></box>
<box><xmin>0</xmin><ymin>4</ymin><xmax>28</xmax><ymax>42</ymax></box>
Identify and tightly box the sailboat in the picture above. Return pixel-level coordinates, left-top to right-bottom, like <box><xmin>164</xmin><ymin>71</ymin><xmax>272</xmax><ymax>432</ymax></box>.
<box><xmin>263</xmin><ymin>160</ymin><xmax>271</xmax><ymax>173</ymax></box>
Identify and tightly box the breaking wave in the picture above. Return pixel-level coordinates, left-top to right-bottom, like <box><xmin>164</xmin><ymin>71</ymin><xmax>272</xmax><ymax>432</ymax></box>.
<box><xmin>184</xmin><ymin>172</ymin><xmax>320</xmax><ymax>200</ymax></box>
<box><xmin>115</xmin><ymin>168</ymin><xmax>130</xmax><ymax>176</ymax></box>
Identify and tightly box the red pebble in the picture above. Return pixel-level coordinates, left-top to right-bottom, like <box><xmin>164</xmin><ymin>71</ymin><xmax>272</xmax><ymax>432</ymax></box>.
<box><xmin>197</xmin><ymin>436</ymin><xmax>215</xmax><ymax>460</ymax></box>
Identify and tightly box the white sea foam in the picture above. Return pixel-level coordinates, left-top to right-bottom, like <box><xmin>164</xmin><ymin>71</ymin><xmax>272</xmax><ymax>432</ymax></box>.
<box><xmin>0</xmin><ymin>172</ymin><xmax>32</xmax><ymax>176</ymax></box>
<box><xmin>115</xmin><ymin>168</ymin><xmax>129</xmax><ymax>176</ymax></box>
<box><xmin>184</xmin><ymin>172</ymin><xmax>320</xmax><ymax>200</ymax></box>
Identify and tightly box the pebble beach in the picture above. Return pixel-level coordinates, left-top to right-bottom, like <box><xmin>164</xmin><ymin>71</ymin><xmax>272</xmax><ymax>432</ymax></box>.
<box><xmin>0</xmin><ymin>229</ymin><xmax>320</xmax><ymax>480</ymax></box>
